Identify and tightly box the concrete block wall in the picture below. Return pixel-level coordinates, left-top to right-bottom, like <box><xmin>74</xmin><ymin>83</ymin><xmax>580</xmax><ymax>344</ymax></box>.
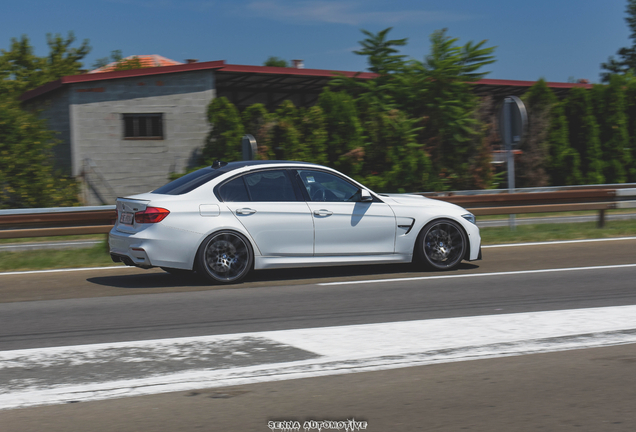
<box><xmin>25</xmin><ymin>88</ymin><xmax>73</xmax><ymax>175</ymax></box>
<box><xmin>68</xmin><ymin>70</ymin><xmax>215</xmax><ymax>204</ymax></box>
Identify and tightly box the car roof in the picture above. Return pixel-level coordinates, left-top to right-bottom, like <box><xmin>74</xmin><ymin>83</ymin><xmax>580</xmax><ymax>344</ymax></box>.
<box><xmin>212</xmin><ymin>160</ymin><xmax>321</xmax><ymax>174</ymax></box>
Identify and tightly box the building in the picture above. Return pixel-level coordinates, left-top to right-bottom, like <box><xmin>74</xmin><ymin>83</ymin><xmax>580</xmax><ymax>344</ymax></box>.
<box><xmin>20</xmin><ymin>58</ymin><xmax>592</xmax><ymax>205</ymax></box>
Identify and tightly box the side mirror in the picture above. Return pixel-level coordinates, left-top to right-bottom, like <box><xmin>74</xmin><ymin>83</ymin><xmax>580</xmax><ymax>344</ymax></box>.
<box><xmin>360</xmin><ymin>189</ymin><xmax>373</xmax><ymax>202</ymax></box>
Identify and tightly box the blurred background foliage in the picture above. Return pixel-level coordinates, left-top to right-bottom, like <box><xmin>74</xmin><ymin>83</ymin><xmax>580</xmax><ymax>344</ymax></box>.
<box><xmin>4</xmin><ymin>18</ymin><xmax>636</xmax><ymax>208</ymax></box>
<box><xmin>201</xmin><ymin>27</ymin><xmax>636</xmax><ymax>193</ymax></box>
<box><xmin>0</xmin><ymin>32</ymin><xmax>84</xmax><ymax>209</ymax></box>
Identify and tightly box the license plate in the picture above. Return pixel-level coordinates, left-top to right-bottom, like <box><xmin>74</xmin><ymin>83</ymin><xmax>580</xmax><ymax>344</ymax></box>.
<box><xmin>120</xmin><ymin>212</ymin><xmax>134</xmax><ymax>225</ymax></box>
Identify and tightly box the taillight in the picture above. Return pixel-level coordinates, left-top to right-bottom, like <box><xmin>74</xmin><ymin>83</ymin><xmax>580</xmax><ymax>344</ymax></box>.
<box><xmin>134</xmin><ymin>207</ymin><xmax>170</xmax><ymax>224</ymax></box>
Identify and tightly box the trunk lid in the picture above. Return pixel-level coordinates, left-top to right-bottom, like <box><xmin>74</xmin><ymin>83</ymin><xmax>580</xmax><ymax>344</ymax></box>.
<box><xmin>115</xmin><ymin>197</ymin><xmax>151</xmax><ymax>233</ymax></box>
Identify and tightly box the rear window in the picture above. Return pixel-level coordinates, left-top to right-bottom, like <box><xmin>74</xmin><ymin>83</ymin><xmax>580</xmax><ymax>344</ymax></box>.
<box><xmin>218</xmin><ymin>177</ymin><xmax>250</xmax><ymax>202</ymax></box>
<box><xmin>152</xmin><ymin>167</ymin><xmax>225</xmax><ymax>195</ymax></box>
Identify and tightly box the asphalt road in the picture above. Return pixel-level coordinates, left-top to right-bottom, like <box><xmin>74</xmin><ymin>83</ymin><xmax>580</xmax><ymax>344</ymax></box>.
<box><xmin>1</xmin><ymin>239</ymin><xmax>636</xmax><ymax>351</ymax></box>
<box><xmin>3</xmin><ymin>343</ymin><xmax>635</xmax><ymax>432</ymax></box>
<box><xmin>1</xmin><ymin>238</ymin><xmax>635</xmax><ymax>431</ymax></box>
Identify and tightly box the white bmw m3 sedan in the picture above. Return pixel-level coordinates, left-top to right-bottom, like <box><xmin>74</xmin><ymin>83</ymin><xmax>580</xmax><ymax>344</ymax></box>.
<box><xmin>109</xmin><ymin>161</ymin><xmax>481</xmax><ymax>283</ymax></box>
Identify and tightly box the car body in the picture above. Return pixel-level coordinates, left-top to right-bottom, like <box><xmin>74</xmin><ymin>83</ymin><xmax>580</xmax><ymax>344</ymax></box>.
<box><xmin>109</xmin><ymin>160</ymin><xmax>481</xmax><ymax>283</ymax></box>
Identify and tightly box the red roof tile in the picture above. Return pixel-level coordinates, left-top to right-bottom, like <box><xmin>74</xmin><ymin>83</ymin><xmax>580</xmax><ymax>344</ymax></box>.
<box><xmin>89</xmin><ymin>55</ymin><xmax>183</xmax><ymax>73</ymax></box>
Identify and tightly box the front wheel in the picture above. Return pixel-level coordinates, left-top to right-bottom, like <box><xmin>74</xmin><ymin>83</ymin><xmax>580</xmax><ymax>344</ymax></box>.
<box><xmin>196</xmin><ymin>231</ymin><xmax>254</xmax><ymax>284</ymax></box>
<box><xmin>416</xmin><ymin>219</ymin><xmax>467</xmax><ymax>271</ymax></box>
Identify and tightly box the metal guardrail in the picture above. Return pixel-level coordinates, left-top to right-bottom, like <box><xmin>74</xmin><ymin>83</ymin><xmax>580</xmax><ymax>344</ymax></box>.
<box><xmin>426</xmin><ymin>188</ymin><xmax>636</xmax><ymax>227</ymax></box>
<box><xmin>0</xmin><ymin>206</ymin><xmax>116</xmax><ymax>239</ymax></box>
<box><xmin>1</xmin><ymin>188</ymin><xmax>635</xmax><ymax>240</ymax></box>
<box><xmin>418</xmin><ymin>182</ymin><xmax>636</xmax><ymax>196</ymax></box>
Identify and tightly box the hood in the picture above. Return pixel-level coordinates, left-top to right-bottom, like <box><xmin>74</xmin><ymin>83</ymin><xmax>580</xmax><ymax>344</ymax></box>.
<box><xmin>380</xmin><ymin>193</ymin><xmax>468</xmax><ymax>211</ymax></box>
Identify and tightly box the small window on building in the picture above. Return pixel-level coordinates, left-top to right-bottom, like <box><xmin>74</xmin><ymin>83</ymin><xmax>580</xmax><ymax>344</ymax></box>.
<box><xmin>123</xmin><ymin>113</ymin><xmax>164</xmax><ymax>139</ymax></box>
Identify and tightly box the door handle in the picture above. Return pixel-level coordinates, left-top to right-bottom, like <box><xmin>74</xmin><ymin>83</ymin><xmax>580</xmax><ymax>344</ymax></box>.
<box><xmin>313</xmin><ymin>209</ymin><xmax>333</xmax><ymax>217</ymax></box>
<box><xmin>236</xmin><ymin>208</ymin><xmax>257</xmax><ymax>215</ymax></box>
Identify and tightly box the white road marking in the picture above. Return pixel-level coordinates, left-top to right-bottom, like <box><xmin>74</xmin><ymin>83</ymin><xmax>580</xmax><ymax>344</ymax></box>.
<box><xmin>318</xmin><ymin>263</ymin><xmax>636</xmax><ymax>286</ymax></box>
<box><xmin>483</xmin><ymin>236</ymin><xmax>636</xmax><ymax>248</ymax></box>
<box><xmin>2</xmin><ymin>304</ymin><xmax>636</xmax><ymax>410</ymax></box>
<box><xmin>0</xmin><ymin>266</ymin><xmax>133</xmax><ymax>277</ymax></box>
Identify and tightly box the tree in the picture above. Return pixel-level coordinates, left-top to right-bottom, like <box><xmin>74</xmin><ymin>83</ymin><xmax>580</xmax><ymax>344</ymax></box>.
<box><xmin>549</xmin><ymin>101</ymin><xmax>582</xmax><ymax>186</ymax></box>
<box><xmin>518</xmin><ymin>80</ymin><xmax>552</xmax><ymax>187</ymax></box>
<box><xmin>520</xmin><ymin>79</ymin><xmax>581</xmax><ymax>186</ymax></box>
<box><xmin>354</xmin><ymin>27</ymin><xmax>407</xmax><ymax>76</ymax></box>
<box><xmin>0</xmin><ymin>32</ymin><xmax>88</xmax><ymax>207</ymax></box>
<box><xmin>593</xmin><ymin>75</ymin><xmax>632</xmax><ymax>183</ymax></box>
<box><xmin>201</xmin><ymin>97</ymin><xmax>244</xmax><ymax>164</ymax></box>
<box><xmin>0</xmin><ymin>32</ymin><xmax>90</xmax><ymax>99</ymax></box>
<box><xmin>92</xmin><ymin>50</ymin><xmax>147</xmax><ymax>71</ymax></box>
<box><xmin>332</xmin><ymin>27</ymin><xmax>496</xmax><ymax>191</ymax></box>
<box><xmin>92</xmin><ymin>49</ymin><xmax>123</xmax><ymax>69</ymax></box>
<box><xmin>564</xmin><ymin>87</ymin><xmax>605</xmax><ymax>184</ymax></box>
<box><xmin>0</xmin><ymin>99</ymin><xmax>78</xmax><ymax>208</ymax></box>
<box><xmin>297</xmin><ymin>105</ymin><xmax>328</xmax><ymax>166</ymax></box>
<box><xmin>601</xmin><ymin>0</ymin><xmax>636</xmax><ymax>81</ymax></box>
<box><xmin>414</xmin><ymin>29</ymin><xmax>496</xmax><ymax>189</ymax></box>
<box><xmin>623</xmin><ymin>75</ymin><xmax>636</xmax><ymax>181</ymax></box>
<box><xmin>357</xmin><ymin>107</ymin><xmax>432</xmax><ymax>193</ymax></box>
<box><xmin>263</xmin><ymin>56</ymin><xmax>288</xmax><ymax>67</ymax></box>
<box><xmin>469</xmin><ymin>96</ymin><xmax>496</xmax><ymax>189</ymax></box>
<box><xmin>317</xmin><ymin>89</ymin><xmax>364</xmax><ymax>174</ymax></box>
<box><xmin>331</xmin><ymin>27</ymin><xmax>408</xmax><ymax>112</ymax></box>
<box><xmin>268</xmin><ymin>100</ymin><xmax>307</xmax><ymax>161</ymax></box>
<box><xmin>242</xmin><ymin>103</ymin><xmax>272</xmax><ymax>159</ymax></box>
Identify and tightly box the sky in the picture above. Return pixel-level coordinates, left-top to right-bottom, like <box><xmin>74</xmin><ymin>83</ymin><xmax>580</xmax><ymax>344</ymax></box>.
<box><xmin>1</xmin><ymin>0</ymin><xmax>632</xmax><ymax>84</ymax></box>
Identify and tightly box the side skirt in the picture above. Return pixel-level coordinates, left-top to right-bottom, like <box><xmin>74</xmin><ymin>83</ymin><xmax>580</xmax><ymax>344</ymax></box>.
<box><xmin>254</xmin><ymin>254</ymin><xmax>413</xmax><ymax>270</ymax></box>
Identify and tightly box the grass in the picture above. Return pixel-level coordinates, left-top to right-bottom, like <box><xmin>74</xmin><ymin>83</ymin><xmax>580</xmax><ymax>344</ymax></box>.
<box><xmin>478</xmin><ymin>208</ymin><xmax>636</xmax><ymax>221</ymax></box>
<box><xmin>0</xmin><ymin>220</ymin><xmax>635</xmax><ymax>272</ymax></box>
<box><xmin>0</xmin><ymin>234</ymin><xmax>106</xmax><ymax>245</ymax></box>
<box><xmin>0</xmin><ymin>241</ymin><xmax>115</xmax><ymax>272</ymax></box>
<box><xmin>480</xmin><ymin>218</ymin><xmax>636</xmax><ymax>245</ymax></box>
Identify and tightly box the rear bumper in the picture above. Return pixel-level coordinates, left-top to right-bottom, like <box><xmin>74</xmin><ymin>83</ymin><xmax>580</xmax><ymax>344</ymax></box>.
<box><xmin>108</xmin><ymin>224</ymin><xmax>201</xmax><ymax>270</ymax></box>
<box><xmin>110</xmin><ymin>252</ymin><xmax>145</xmax><ymax>267</ymax></box>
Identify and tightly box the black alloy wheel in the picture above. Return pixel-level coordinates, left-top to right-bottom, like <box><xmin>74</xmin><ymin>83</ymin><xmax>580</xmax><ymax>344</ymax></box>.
<box><xmin>197</xmin><ymin>231</ymin><xmax>253</xmax><ymax>283</ymax></box>
<box><xmin>418</xmin><ymin>219</ymin><xmax>467</xmax><ymax>270</ymax></box>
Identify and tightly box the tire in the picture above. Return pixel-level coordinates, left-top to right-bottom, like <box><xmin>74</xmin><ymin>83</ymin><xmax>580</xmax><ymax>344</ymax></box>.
<box><xmin>196</xmin><ymin>231</ymin><xmax>253</xmax><ymax>284</ymax></box>
<box><xmin>416</xmin><ymin>219</ymin><xmax>467</xmax><ymax>271</ymax></box>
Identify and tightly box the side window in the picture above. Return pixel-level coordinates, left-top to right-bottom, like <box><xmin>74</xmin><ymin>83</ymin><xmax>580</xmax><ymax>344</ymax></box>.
<box><xmin>218</xmin><ymin>176</ymin><xmax>249</xmax><ymax>202</ymax></box>
<box><xmin>244</xmin><ymin>170</ymin><xmax>297</xmax><ymax>202</ymax></box>
<box><xmin>297</xmin><ymin>170</ymin><xmax>359</xmax><ymax>202</ymax></box>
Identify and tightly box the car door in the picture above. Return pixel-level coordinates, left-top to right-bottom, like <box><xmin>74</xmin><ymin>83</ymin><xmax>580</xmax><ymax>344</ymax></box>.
<box><xmin>296</xmin><ymin>169</ymin><xmax>396</xmax><ymax>255</ymax></box>
<box><xmin>218</xmin><ymin>169</ymin><xmax>314</xmax><ymax>256</ymax></box>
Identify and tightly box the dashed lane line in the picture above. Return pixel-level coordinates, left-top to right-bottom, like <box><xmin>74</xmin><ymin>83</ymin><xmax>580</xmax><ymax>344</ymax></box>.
<box><xmin>318</xmin><ymin>263</ymin><xmax>636</xmax><ymax>286</ymax></box>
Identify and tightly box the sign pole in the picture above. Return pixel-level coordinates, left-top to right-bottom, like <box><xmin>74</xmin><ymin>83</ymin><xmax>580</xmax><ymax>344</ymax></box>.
<box><xmin>242</xmin><ymin>134</ymin><xmax>257</xmax><ymax>161</ymax></box>
<box><xmin>498</xmin><ymin>96</ymin><xmax>527</xmax><ymax>232</ymax></box>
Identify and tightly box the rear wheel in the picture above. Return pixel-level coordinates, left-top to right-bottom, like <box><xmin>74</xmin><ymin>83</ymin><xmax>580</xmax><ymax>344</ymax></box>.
<box><xmin>196</xmin><ymin>231</ymin><xmax>253</xmax><ymax>284</ymax></box>
<box><xmin>416</xmin><ymin>219</ymin><xmax>467</xmax><ymax>271</ymax></box>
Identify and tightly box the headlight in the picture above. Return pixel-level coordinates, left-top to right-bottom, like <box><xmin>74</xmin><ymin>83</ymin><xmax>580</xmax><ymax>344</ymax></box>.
<box><xmin>461</xmin><ymin>213</ymin><xmax>476</xmax><ymax>225</ymax></box>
